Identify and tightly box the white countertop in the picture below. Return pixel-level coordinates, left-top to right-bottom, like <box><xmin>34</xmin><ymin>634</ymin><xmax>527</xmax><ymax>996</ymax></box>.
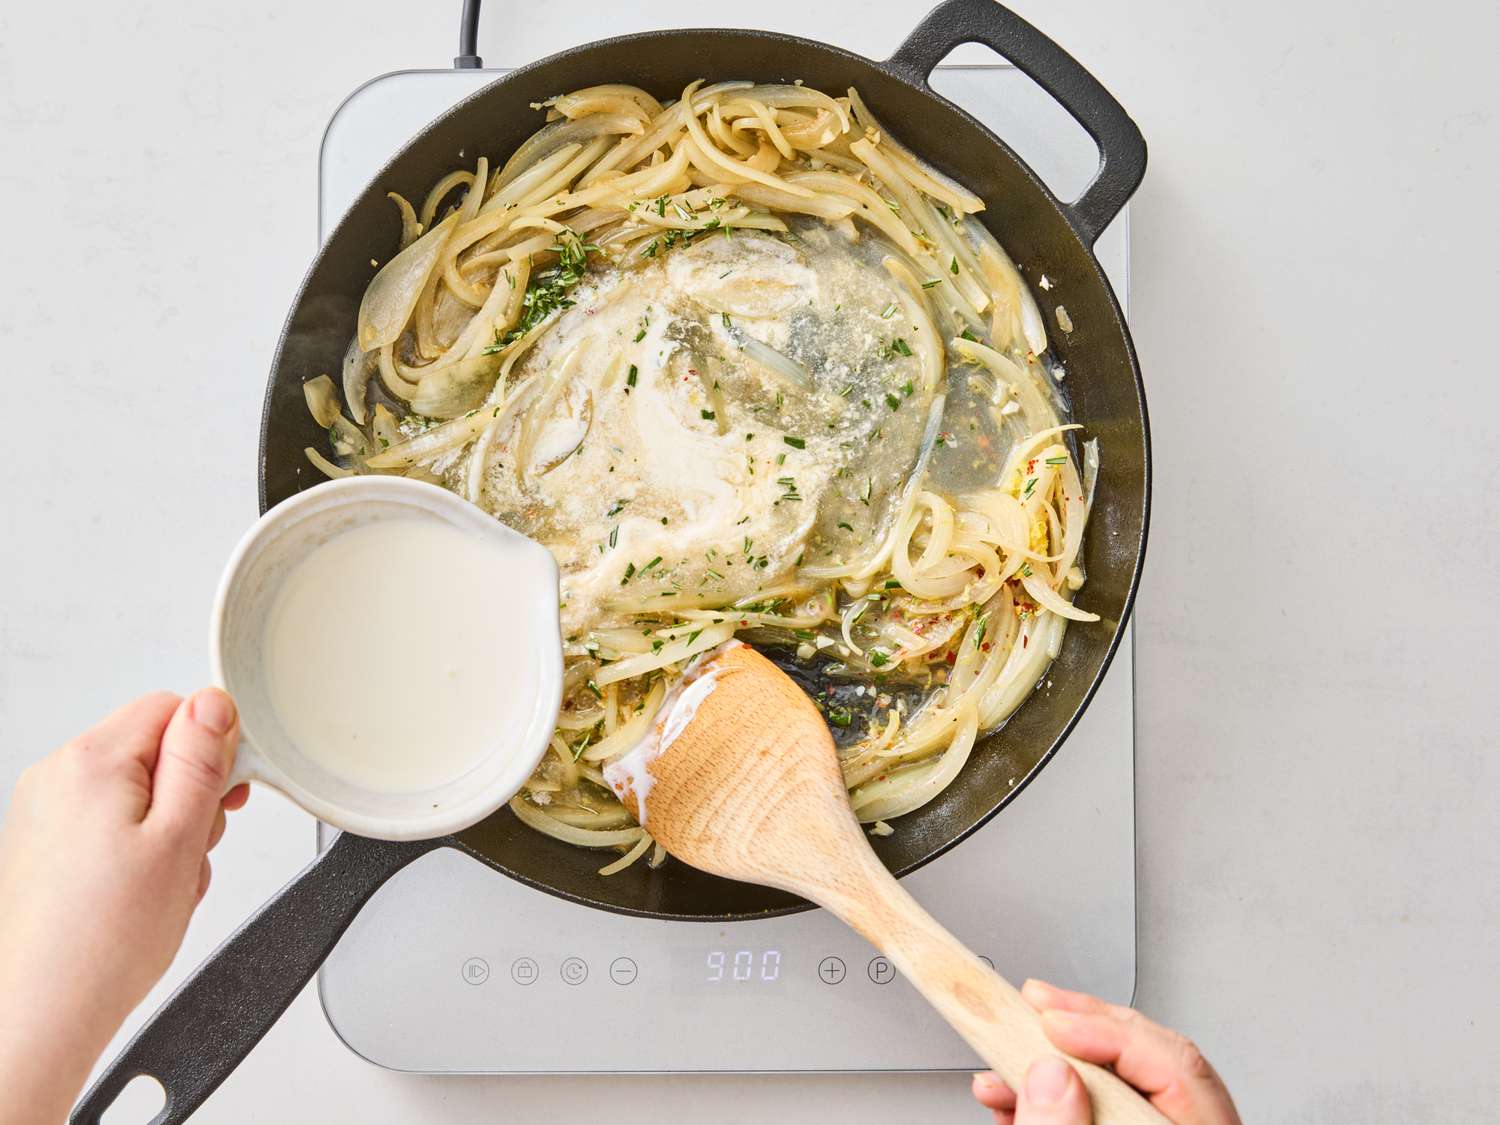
<box><xmin>2</xmin><ymin>0</ymin><xmax>1497</xmax><ymax>1120</ymax></box>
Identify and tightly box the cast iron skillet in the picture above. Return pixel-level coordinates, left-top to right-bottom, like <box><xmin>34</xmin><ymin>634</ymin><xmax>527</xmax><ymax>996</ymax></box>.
<box><xmin>74</xmin><ymin>2</ymin><xmax>1147</xmax><ymax>1119</ymax></box>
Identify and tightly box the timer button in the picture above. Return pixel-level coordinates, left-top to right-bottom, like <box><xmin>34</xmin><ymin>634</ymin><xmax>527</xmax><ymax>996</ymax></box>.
<box><xmin>818</xmin><ymin>956</ymin><xmax>846</xmax><ymax>985</ymax></box>
<box><xmin>609</xmin><ymin>957</ymin><xmax>638</xmax><ymax>986</ymax></box>
<box><xmin>560</xmin><ymin>956</ymin><xmax>588</xmax><ymax>985</ymax></box>
<box><xmin>867</xmin><ymin>956</ymin><xmax>895</xmax><ymax>985</ymax></box>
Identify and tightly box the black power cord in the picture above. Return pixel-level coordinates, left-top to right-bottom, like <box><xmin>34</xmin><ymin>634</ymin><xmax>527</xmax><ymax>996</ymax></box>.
<box><xmin>455</xmin><ymin>0</ymin><xmax>483</xmax><ymax>68</ymax></box>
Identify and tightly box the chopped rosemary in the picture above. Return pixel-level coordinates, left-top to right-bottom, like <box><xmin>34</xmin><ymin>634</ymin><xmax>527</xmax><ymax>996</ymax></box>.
<box><xmin>483</xmin><ymin>227</ymin><xmax>594</xmax><ymax>351</ymax></box>
<box><xmin>783</xmin><ymin>435</ymin><xmax>806</xmax><ymax>449</ymax></box>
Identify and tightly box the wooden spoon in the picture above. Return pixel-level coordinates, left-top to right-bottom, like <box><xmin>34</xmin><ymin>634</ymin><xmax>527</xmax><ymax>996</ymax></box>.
<box><xmin>604</xmin><ymin>641</ymin><xmax>1166</xmax><ymax>1123</ymax></box>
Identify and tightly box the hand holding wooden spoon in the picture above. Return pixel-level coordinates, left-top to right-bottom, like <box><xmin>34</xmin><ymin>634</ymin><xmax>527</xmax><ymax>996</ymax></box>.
<box><xmin>604</xmin><ymin>641</ymin><xmax>1167</xmax><ymax>1124</ymax></box>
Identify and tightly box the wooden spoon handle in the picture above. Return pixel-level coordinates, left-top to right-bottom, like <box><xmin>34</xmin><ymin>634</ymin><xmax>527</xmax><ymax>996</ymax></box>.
<box><xmin>825</xmin><ymin>852</ymin><xmax>1167</xmax><ymax>1123</ymax></box>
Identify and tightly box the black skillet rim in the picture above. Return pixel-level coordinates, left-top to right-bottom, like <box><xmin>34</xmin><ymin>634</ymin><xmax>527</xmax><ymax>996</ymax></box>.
<box><xmin>257</xmin><ymin>24</ymin><xmax>1151</xmax><ymax>922</ymax></box>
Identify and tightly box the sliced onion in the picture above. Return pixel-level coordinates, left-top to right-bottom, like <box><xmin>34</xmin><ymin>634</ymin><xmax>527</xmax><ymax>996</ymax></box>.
<box><xmin>1020</xmin><ymin>568</ymin><xmax>1100</xmax><ymax>622</ymax></box>
<box><xmin>952</xmin><ymin>337</ymin><xmax>1058</xmax><ymax>435</ymax></box>
<box><xmin>387</xmin><ymin>192</ymin><xmax>422</xmax><ymax>248</ymax></box>
<box><xmin>598</xmin><ymin>831</ymin><xmax>656</xmax><ymax>875</ymax></box>
<box><xmin>303</xmin><ymin>447</ymin><xmax>351</xmax><ymax>479</ymax></box>
<box><xmin>411</xmin><ymin>353</ymin><xmax>500</xmax><ymax>419</ymax></box>
<box><xmin>800</xmin><ymin>394</ymin><xmax>946</xmax><ymax>583</ymax></box>
<box><xmin>1082</xmin><ymin>438</ymin><xmax>1101</xmax><ymax>515</ymax></box>
<box><xmin>418</xmin><ymin>170</ymin><xmax>473</xmax><ymax>231</ymax></box>
<box><xmin>356</xmin><ymin>213</ymin><xmax>456</xmax><ymax>352</ymax></box>
<box><xmin>370</xmin><ymin>404</ymin><xmax>401</xmax><ymax>451</ymax></box>
<box><xmin>551</xmin><ymin>85</ymin><xmax>661</xmax><ymax>124</ymax></box>
<box><xmin>847</xmin><ymin>87</ymin><xmax>983</xmax><ymax>215</ymax></box>
<box><xmin>578</xmin><ymin>81</ymin><xmax>751</xmax><ymax>186</ymax></box>
<box><xmin>595</xmin><ymin>622</ymin><xmax>736</xmax><ymax>687</ymax></box>
<box><xmin>340</xmin><ymin>338</ymin><xmax>372</xmax><ymax>425</ymax></box>
<box><xmin>883</xmin><ymin>257</ymin><xmax>945</xmax><ymax>391</ymax></box>
<box><xmin>364</xmin><ymin>408</ymin><xmax>490</xmax><ymax>469</ymax></box>
<box><xmin>376</xmin><ymin>344</ymin><xmax>419</xmax><ymax>401</ymax></box>
<box><xmin>579</xmin><ymin>679</ymin><xmax>666</xmax><ymax>762</ymax></box>
<box><xmin>496</xmin><ymin>114</ymin><xmax>646</xmax><ymax>189</ymax></box>
<box><xmin>508</xmin><ymin>797</ymin><xmax>644</xmax><ymax>848</ymax></box>
<box><xmin>679</xmin><ymin>81</ymin><xmax>815</xmax><ymax>197</ymax></box>
<box><xmin>531</xmin><ymin>391</ymin><xmax>593</xmax><ymax>476</ymax></box>
<box><xmin>480</xmin><ymin>143</ymin><xmax>581</xmax><ymax>216</ymax></box>
<box><xmin>849</xmin><ymin>702</ymin><xmax>979</xmax><ymax>822</ymax></box>
<box><xmin>784</xmin><ymin>170</ymin><xmax>921</xmax><ymax>255</ymax></box>
<box><xmin>463</xmin><ymin>373</ymin><xmax>543</xmax><ymax>502</ymax></box>
<box><xmin>301</xmin><ymin>374</ymin><xmax>342</xmax><ymax>428</ymax></box>
<box><xmin>740</xmin><ymin>337</ymin><xmax>811</xmax><ymax>391</ymax></box>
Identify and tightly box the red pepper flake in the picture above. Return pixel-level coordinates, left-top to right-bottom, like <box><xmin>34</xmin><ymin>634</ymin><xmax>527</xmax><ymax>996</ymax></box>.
<box><xmin>1022</xmin><ymin>635</ymin><xmax>1029</xmax><ymax>647</ymax></box>
<box><xmin>944</xmin><ymin>650</ymin><xmax>957</xmax><ymax>665</ymax></box>
<box><xmin>981</xmin><ymin>643</ymin><xmax>991</xmax><ymax>652</ymax></box>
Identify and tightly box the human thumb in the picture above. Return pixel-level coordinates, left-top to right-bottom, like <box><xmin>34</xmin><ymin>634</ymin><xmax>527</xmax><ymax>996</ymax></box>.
<box><xmin>148</xmin><ymin>688</ymin><xmax>238</xmax><ymax>845</ymax></box>
<box><xmin>1015</xmin><ymin>1056</ymin><xmax>1092</xmax><ymax>1125</ymax></box>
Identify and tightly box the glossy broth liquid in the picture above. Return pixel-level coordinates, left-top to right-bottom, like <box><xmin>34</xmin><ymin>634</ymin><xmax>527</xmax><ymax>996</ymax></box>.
<box><xmin>263</xmin><ymin>517</ymin><xmax>536</xmax><ymax>793</ymax></box>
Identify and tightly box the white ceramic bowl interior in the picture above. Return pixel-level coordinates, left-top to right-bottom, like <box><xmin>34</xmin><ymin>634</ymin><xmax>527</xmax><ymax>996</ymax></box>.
<box><xmin>212</xmin><ymin>476</ymin><xmax>561</xmax><ymax>840</ymax></box>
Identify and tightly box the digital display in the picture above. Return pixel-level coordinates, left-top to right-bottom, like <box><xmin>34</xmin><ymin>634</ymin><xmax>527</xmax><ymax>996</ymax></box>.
<box><xmin>668</xmin><ymin>948</ymin><xmax>792</xmax><ymax>995</ymax></box>
<box><xmin>705</xmin><ymin>949</ymin><xmax>782</xmax><ymax>983</ymax></box>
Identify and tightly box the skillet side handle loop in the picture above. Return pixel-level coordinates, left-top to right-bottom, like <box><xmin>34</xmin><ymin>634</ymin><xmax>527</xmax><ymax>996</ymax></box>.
<box><xmin>886</xmin><ymin>0</ymin><xmax>1147</xmax><ymax>246</ymax></box>
<box><xmin>70</xmin><ymin>833</ymin><xmax>438</xmax><ymax>1125</ymax></box>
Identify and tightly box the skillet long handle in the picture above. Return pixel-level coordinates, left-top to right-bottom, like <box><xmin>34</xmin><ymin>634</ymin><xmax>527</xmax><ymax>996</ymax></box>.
<box><xmin>70</xmin><ymin>832</ymin><xmax>437</xmax><ymax>1125</ymax></box>
<box><xmin>822</xmin><ymin>845</ymin><xmax>1167</xmax><ymax>1123</ymax></box>
<box><xmin>887</xmin><ymin>0</ymin><xmax>1147</xmax><ymax>246</ymax></box>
